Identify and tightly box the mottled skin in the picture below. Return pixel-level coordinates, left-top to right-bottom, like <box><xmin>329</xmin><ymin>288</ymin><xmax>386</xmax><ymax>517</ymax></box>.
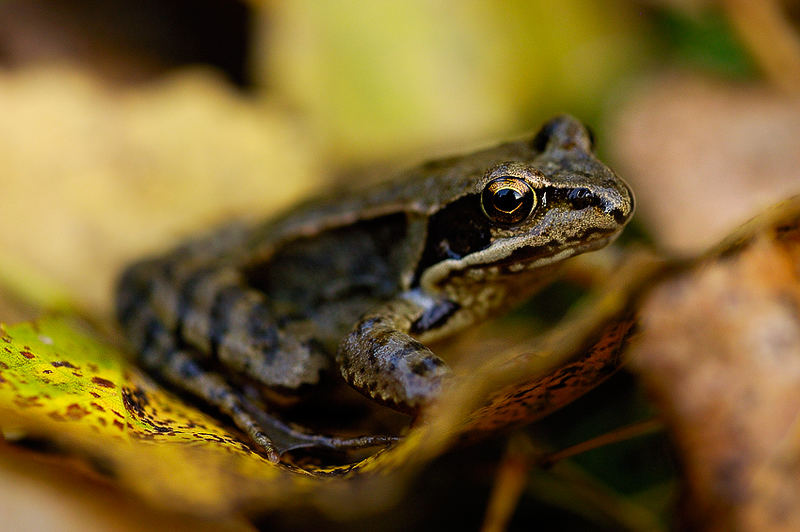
<box><xmin>116</xmin><ymin>115</ymin><xmax>633</xmax><ymax>460</ymax></box>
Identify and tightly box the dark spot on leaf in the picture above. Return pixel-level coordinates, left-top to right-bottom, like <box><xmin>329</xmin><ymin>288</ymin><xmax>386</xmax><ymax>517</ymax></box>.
<box><xmin>65</xmin><ymin>403</ymin><xmax>90</xmax><ymax>420</ymax></box>
<box><xmin>89</xmin><ymin>392</ymin><xmax>100</xmax><ymax>398</ymax></box>
<box><xmin>20</xmin><ymin>350</ymin><xmax>35</xmax><ymax>359</ymax></box>
<box><xmin>98</xmin><ymin>418</ymin><xmax>107</xmax><ymax>426</ymax></box>
<box><xmin>14</xmin><ymin>395</ymin><xmax>42</xmax><ymax>408</ymax></box>
<box><xmin>90</xmin><ymin>402</ymin><xmax>105</xmax><ymax>412</ymax></box>
<box><xmin>42</xmin><ymin>369</ymin><xmax>52</xmax><ymax>374</ymax></box>
<box><xmin>112</xmin><ymin>409</ymin><xmax>124</xmax><ymax>419</ymax></box>
<box><xmin>122</xmin><ymin>387</ymin><xmax>147</xmax><ymax>418</ymax></box>
<box><xmin>113</xmin><ymin>419</ymin><xmax>125</xmax><ymax>431</ymax></box>
<box><xmin>51</xmin><ymin>360</ymin><xmax>78</xmax><ymax>369</ymax></box>
<box><xmin>92</xmin><ymin>376</ymin><xmax>115</xmax><ymax>388</ymax></box>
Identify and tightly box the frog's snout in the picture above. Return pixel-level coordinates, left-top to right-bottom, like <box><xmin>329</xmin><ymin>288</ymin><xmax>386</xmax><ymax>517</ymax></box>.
<box><xmin>563</xmin><ymin>179</ymin><xmax>633</xmax><ymax>228</ymax></box>
<box><xmin>606</xmin><ymin>179</ymin><xmax>635</xmax><ymax>226</ymax></box>
<box><xmin>587</xmin><ymin>178</ymin><xmax>635</xmax><ymax>228</ymax></box>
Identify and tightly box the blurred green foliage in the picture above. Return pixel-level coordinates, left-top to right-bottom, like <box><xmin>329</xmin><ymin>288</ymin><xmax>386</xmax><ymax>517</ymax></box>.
<box><xmin>655</xmin><ymin>8</ymin><xmax>756</xmax><ymax>78</ymax></box>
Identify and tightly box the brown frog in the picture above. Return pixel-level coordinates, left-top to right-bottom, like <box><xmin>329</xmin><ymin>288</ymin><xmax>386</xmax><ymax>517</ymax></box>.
<box><xmin>115</xmin><ymin>115</ymin><xmax>634</xmax><ymax>461</ymax></box>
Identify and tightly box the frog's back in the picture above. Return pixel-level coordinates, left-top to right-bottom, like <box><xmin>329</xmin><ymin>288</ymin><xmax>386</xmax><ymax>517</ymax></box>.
<box><xmin>239</xmin><ymin>137</ymin><xmax>539</xmax><ymax>263</ymax></box>
<box><xmin>241</xmin><ymin>211</ymin><xmax>410</xmax><ymax>347</ymax></box>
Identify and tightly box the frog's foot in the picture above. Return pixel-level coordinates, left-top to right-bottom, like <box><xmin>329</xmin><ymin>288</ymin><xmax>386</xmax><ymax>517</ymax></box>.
<box><xmin>242</xmin><ymin>406</ymin><xmax>399</xmax><ymax>457</ymax></box>
<box><xmin>121</xmin><ymin>304</ymin><xmax>395</xmax><ymax>461</ymax></box>
<box><xmin>337</xmin><ymin>305</ymin><xmax>453</xmax><ymax>413</ymax></box>
<box><xmin>123</xmin><ymin>305</ymin><xmax>279</xmax><ymax>460</ymax></box>
<box><xmin>151</xmin><ymin>347</ymin><xmax>397</xmax><ymax>460</ymax></box>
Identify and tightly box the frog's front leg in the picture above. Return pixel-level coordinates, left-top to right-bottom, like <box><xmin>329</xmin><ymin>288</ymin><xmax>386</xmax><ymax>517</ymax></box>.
<box><xmin>338</xmin><ymin>295</ymin><xmax>454</xmax><ymax>413</ymax></box>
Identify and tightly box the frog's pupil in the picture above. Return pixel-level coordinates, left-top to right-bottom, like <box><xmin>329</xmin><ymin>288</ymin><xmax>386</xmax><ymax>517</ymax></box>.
<box><xmin>494</xmin><ymin>188</ymin><xmax>523</xmax><ymax>213</ymax></box>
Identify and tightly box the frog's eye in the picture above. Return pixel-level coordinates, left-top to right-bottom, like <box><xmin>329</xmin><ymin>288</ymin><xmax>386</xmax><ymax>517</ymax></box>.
<box><xmin>481</xmin><ymin>177</ymin><xmax>536</xmax><ymax>225</ymax></box>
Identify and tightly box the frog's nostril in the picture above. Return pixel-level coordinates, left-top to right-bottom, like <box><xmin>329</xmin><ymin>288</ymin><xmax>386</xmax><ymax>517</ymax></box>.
<box><xmin>567</xmin><ymin>187</ymin><xmax>599</xmax><ymax>210</ymax></box>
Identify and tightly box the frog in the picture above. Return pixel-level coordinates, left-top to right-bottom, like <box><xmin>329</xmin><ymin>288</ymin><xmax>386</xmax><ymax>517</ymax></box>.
<box><xmin>115</xmin><ymin>115</ymin><xmax>633</xmax><ymax>462</ymax></box>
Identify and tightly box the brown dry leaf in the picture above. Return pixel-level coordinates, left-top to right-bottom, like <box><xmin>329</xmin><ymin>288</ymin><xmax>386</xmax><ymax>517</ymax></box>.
<box><xmin>610</xmin><ymin>74</ymin><xmax>800</xmax><ymax>255</ymax></box>
<box><xmin>0</xmin><ymin>66</ymin><xmax>323</xmax><ymax>317</ymax></box>
<box><xmin>629</xmin><ymin>199</ymin><xmax>800</xmax><ymax>530</ymax></box>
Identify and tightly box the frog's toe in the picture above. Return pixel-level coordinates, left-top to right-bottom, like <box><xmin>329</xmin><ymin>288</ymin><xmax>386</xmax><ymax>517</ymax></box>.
<box><xmin>242</xmin><ymin>402</ymin><xmax>398</xmax><ymax>457</ymax></box>
<box><xmin>383</xmin><ymin>348</ymin><xmax>453</xmax><ymax>412</ymax></box>
<box><xmin>274</xmin><ymin>432</ymin><xmax>399</xmax><ymax>457</ymax></box>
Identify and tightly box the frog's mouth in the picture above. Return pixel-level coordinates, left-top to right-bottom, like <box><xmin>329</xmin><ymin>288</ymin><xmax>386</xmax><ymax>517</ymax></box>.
<box><xmin>421</xmin><ymin>225</ymin><xmax>620</xmax><ymax>288</ymax></box>
<box><xmin>477</xmin><ymin>227</ymin><xmax>619</xmax><ymax>274</ymax></box>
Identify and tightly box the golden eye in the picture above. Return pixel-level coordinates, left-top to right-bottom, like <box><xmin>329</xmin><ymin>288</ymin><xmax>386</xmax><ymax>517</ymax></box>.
<box><xmin>481</xmin><ymin>177</ymin><xmax>536</xmax><ymax>224</ymax></box>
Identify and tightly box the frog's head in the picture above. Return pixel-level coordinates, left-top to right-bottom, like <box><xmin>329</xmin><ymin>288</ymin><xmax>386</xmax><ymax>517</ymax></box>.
<box><xmin>416</xmin><ymin>115</ymin><xmax>634</xmax><ymax>290</ymax></box>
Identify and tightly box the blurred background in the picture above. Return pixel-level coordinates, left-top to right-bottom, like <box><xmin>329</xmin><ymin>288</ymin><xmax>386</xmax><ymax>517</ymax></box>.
<box><xmin>0</xmin><ymin>0</ymin><xmax>796</xmax><ymax>322</ymax></box>
<box><xmin>0</xmin><ymin>1</ymin><xmax>799</xmax><ymax>530</ymax></box>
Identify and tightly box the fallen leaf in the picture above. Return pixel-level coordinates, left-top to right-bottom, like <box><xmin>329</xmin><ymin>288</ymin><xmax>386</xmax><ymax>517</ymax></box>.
<box><xmin>630</xmin><ymin>197</ymin><xmax>800</xmax><ymax>530</ymax></box>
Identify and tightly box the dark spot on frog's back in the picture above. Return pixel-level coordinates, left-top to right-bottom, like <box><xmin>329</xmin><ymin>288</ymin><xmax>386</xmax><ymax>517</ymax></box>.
<box><xmin>208</xmin><ymin>284</ymin><xmax>245</xmax><ymax>353</ymax></box>
<box><xmin>247</xmin><ymin>303</ymin><xmax>279</xmax><ymax>350</ymax></box>
<box><xmin>176</xmin><ymin>266</ymin><xmax>218</xmax><ymax>324</ymax></box>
